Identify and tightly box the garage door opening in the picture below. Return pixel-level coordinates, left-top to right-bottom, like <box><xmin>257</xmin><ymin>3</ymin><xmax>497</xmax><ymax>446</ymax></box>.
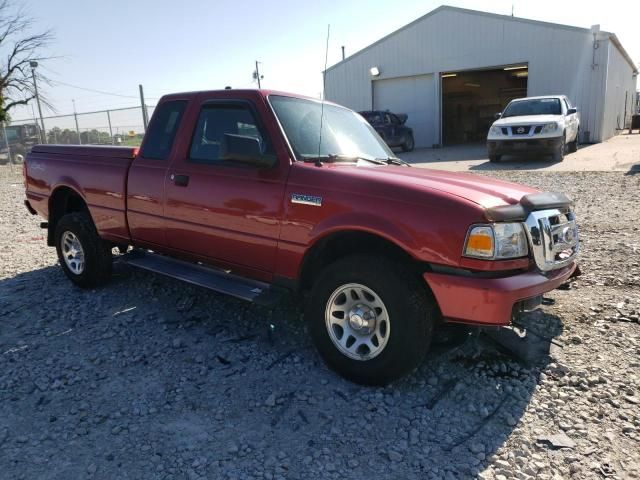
<box><xmin>372</xmin><ymin>74</ymin><xmax>436</xmax><ymax>149</ymax></box>
<box><xmin>441</xmin><ymin>65</ymin><xmax>528</xmax><ymax>145</ymax></box>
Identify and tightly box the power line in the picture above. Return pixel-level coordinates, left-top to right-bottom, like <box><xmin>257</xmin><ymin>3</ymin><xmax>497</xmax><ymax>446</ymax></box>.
<box><xmin>48</xmin><ymin>79</ymin><xmax>142</xmax><ymax>99</ymax></box>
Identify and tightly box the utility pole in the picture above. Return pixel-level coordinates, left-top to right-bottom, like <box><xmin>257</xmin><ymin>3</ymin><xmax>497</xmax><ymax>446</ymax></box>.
<box><xmin>254</xmin><ymin>61</ymin><xmax>263</xmax><ymax>89</ymax></box>
<box><xmin>106</xmin><ymin>110</ymin><xmax>114</xmax><ymax>145</ymax></box>
<box><xmin>341</xmin><ymin>46</ymin><xmax>345</xmax><ymax>60</ymax></box>
<box><xmin>2</xmin><ymin>121</ymin><xmax>13</xmax><ymax>171</ymax></box>
<box><xmin>29</xmin><ymin>61</ymin><xmax>46</xmax><ymax>143</ymax></box>
<box><xmin>139</xmin><ymin>84</ymin><xmax>149</xmax><ymax>130</ymax></box>
<box><xmin>72</xmin><ymin>99</ymin><xmax>81</xmax><ymax>144</ymax></box>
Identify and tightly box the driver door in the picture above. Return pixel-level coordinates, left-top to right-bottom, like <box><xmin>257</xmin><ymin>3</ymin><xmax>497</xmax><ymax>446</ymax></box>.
<box><xmin>162</xmin><ymin>94</ymin><xmax>290</xmax><ymax>279</ymax></box>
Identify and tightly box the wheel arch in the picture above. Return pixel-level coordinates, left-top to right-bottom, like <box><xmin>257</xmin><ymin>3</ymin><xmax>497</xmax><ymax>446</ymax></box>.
<box><xmin>298</xmin><ymin>228</ymin><xmax>427</xmax><ymax>292</ymax></box>
<box><xmin>47</xmin><ymin>185</ymin><xmax>90</xmax><ymax>246</ymax></box>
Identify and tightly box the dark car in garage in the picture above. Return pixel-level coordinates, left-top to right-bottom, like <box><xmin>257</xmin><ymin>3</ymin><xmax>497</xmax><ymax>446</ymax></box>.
<box><xmin>359</xmin><ymin>110</ymin><xmax>415</xmax><ymax>152</ymax></box>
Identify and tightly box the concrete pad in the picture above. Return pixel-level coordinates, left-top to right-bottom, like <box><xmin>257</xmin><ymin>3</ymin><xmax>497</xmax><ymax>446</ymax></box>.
<box><xmin>399</xmin><ymin>132</ymin><xmax>640</xmax><ymax>173</ymax></box>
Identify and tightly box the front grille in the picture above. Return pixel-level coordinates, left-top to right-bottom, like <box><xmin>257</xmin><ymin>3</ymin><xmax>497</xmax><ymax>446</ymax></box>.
<box><xmin>510</xmin><ymin>126</ymin><xmax>531</xmax><ymax>135</ymax></box>
<box><xmin>534</xmin><ymin>126</ymin><xmax>543</xmax><ymax>134</ymax></box>
<box><xmin>501</xmin><ymin>127</ymin><xmax>509</xmax><ymax>135</ymax></box>
<box><xmin>524</xmin><ymin>209</ymin><xmax>579</xmax><ymax>271</ymax></box>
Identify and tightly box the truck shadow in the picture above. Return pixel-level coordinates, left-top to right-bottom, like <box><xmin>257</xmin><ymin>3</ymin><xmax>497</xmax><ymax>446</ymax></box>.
<box><xmin>625</xmin><ymin>164</ymin><xmax>640</xmax><ymax>175</ymax></box>
<box><xmin>0</xmin><ymin>263</ymin><xmax>564</xmax><ymax>479</ymax></box>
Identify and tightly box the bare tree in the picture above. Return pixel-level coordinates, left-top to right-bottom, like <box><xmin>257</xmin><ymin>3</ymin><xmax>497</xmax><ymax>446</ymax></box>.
<box><xmin>0</xmin><ymin>0</ymin><xmax>53</xmax><ymax>121</ymax></box>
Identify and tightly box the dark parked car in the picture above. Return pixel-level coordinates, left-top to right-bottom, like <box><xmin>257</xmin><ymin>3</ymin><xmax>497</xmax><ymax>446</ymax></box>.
<box><xmin>359</xmin><ymin>110</ymin><xmax>414</xmax><ymax>152</ymax></box>
<box><xmin>0</xmin><ymin>123</ymin><xmax>41</xmax><ymax>165</ymax></box>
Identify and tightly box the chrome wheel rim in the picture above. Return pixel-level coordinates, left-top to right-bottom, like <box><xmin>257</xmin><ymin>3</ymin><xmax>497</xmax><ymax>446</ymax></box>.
<box><xmin>325</xmin><ymin>283</ymin><xmax>390</xmax><ymax>361</ymax></box>
<box><xmin>61</xmin><ymin>231</ymin><xmax>85</xmax><ymax>275</ymax></box>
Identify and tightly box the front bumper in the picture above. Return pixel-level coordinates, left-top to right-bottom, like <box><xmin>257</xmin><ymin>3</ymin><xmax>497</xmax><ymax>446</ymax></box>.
<box><xmin>423</xmin><ymin>262</ymin><xmax>577</xmax><ymax>326</ymax></box>
<box><xmin>487</xmin><ymin>137</ymin><xmax>562</xmax><ymax>156</ymax></box>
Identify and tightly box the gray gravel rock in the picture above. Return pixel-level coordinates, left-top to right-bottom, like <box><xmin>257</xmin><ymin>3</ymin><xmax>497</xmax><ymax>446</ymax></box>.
<box><xmin>0</xmin><ymin>167</ymin><xmax>639</xmax><ymax>479</ymax></box>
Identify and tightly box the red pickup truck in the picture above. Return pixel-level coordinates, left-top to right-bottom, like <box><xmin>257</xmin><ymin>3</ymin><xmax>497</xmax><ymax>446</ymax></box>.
<box><xmin>23</xmin><ymin>89</ymin><xmax>579</xmax><ymax>385</ymax></box>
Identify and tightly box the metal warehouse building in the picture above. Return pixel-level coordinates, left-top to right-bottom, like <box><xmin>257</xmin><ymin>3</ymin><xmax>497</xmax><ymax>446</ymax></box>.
<box><xmin>325</xmin><ymin>6</ymin><xmax>638</xmax><ymax>148</ymax></box>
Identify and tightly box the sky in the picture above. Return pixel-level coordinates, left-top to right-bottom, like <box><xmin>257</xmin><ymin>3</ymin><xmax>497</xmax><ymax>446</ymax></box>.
<box><xmin>8</xmin><ymin>0</ymin><xmax>640</xmax><ymax>128</ymax></box>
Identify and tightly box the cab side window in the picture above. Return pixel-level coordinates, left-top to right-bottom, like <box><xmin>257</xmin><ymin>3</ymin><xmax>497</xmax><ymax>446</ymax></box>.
<box><xmin>189</xmin><ymin>104</ymin><xmax>267</xmax><ymax>165</ymax></box>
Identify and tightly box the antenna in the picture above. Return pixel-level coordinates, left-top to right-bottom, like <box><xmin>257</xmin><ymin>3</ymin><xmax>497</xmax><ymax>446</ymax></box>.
<box><xmin>316</xmin><ymin>24</ymin><xmax>330</xmax><ymax>166</ymax></box>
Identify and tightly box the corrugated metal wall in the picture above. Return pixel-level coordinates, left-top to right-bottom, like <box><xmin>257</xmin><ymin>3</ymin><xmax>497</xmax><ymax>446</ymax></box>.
<box><xmin>325</xmin><ymin>7</ymin><xmax>636</xmax><ymax>144</ymax></box>
<box><xmin>600</xmin><ymin>40</ymin><xmax>638</xmax><ymax>140</ymax></box>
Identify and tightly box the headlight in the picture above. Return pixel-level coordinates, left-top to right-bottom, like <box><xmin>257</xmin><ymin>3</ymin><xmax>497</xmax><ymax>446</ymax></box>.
<box><xmin>464</xmin><ymin>223</ymin><xmax>529</xmax><ymax>259</ymax></box>
<box><xmin>489</xmin><ymin>126</ymin><xmax>502</xmax><ymax>136</ymax></box>
<box><xmin>542</xmin><ymin>122</ymin><xmax>559</xmax><ymax>133</ymax></box>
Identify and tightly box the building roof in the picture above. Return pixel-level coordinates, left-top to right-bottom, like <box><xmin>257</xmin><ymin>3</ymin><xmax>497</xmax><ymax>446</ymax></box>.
<box><xmin>326</xmin><ymin>5</ymin><xmax>638</xmax><ymax>74</ymax></box>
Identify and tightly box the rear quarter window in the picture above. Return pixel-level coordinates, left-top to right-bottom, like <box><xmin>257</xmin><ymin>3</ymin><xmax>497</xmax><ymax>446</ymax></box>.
<box><xmin>139</xmin><ymin>100</ymin><xmax>187</xmax><ymax>160</ymax></box>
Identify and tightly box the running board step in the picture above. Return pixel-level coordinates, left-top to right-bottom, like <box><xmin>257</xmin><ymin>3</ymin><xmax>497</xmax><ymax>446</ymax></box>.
<box><xmin>121</xmin><ymin>250</ymin><xmax>283</xmax><ymax>307</ymax></box>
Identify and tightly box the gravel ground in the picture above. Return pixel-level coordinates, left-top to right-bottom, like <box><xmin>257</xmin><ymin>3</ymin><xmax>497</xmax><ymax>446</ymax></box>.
<box><xmin>1</xmin><ymin>165</ymin><xmax>639</xmax><ymax>480</ymax></box>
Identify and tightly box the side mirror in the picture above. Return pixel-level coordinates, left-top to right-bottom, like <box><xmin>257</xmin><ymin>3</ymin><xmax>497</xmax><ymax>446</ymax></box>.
<box><xmin>567</xmin><ymin>108</ymin><xmax>577</xmax><ymax>115</ymax></box>
<box><xmin>494</xmin><ymin>112</ymin><xmax>502</xmax><ymax>119</ymax></box>
<box><xmin>220</xmin><ymin>134</ymin><xmax>274</xmax><ymax>168</ymax></box>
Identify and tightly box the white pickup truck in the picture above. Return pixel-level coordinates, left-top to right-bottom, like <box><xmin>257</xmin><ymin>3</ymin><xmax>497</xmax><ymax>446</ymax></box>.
<box><xmin>487</xmin><ymin>95</ymin><xmax>580</xmax><ymax>162</ymax></box>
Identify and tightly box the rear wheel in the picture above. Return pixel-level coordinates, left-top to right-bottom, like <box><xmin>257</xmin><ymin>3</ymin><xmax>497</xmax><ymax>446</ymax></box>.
<box><xmin>401</xmin><ymin>133</ymin><xmax>415</xmax><ymax>152</ymax></box>
<box><xmin>489</xmin><ymin>154</ymin><xmax>501</xmax><ymax>163</ymax></box>
<box><xmin>55</xmin><ymin>212</ymin><xmax>112</xmax><ymax>288</ymax></box>
<box><xmin>306</xmin><ymin>254</ymin><xmax>435</xmax><ymax>385</ymax></box>
<box><xmin>552</xmin><ymin>133</ymin><xmax>566</xmax><ymax>162</ymax></box>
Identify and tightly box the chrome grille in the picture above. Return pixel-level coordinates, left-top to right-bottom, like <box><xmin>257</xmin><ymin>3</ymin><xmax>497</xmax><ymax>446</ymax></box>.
<box><xmin>524</xmin><ymin>209</ymin><xmax>579</xmax><ymax>271</ymax></box>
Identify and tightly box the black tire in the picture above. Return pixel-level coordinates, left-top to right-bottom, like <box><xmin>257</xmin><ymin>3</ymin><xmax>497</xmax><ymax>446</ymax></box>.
<box><xmin>401</xmin><ymin>133</ymin><xmax>415</xmax><ymax>152</ymax></box>
<box><xmin>552</xmin><ymin>133</ymin><xmax>566</xmax><ymax>162</ymax></box>
<box><xmin>568</xmin><ymin>129</ymin><xmax>579</xmax><ymax>153</ymax></box>
<box><xmin>306</xmin><ymin>254</ymin><xmax>435</xmax><ymax>385</ymax></box>
<box><xmin>54</xmin><ymin>212</ymin><xmax>112</xmax><ymax>288</ymax></box>
<box><xmin>489</xmin><ymin>154</ymin><xmax>501</xmax><ymax>163</ymax></box>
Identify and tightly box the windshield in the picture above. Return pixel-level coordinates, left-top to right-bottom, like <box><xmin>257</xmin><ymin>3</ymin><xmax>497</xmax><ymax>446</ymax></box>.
<box><xmin>269</xmin><ymin>95</ymin><xmax>393</xmax><ymax>161</ymax></box>
<box><xmin>359</xmin><ymin>112</ymin><xmax>383</xmax><ymax>124</ymax></box>
<box><xmin>502</xmin><ymin>98</ymin><xmax>562</xmax><ymax>117</ymax></box>
<box><xmin>2</xmin><ymin>127</ymin><xmax>20</xmax><ymax>143</ymax></box>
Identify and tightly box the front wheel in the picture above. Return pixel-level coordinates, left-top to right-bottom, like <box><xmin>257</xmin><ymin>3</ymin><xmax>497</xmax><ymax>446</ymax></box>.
<box><xmin>55</xmin><ymin>212</ymin><xmax>113</xmax><ymax>288</ymax></box>
<box><xmin>306</xmin><ymin>254</ymin><xmax>435</xmax><ymax>385</ymax></box>
<box><xmin>552</xmin><ymin>133</ymin><xmax>566</xmax><ymax>162</ymax></box>
<box><xmin>489</xmin><ymin>153</ymin><xmax>501</xmax><ymax>163</ymax></box>
<box><xmin>401</xmin><ymin>134</ymin><xmax>415</xmax><ymax>152</ymax></box>
<box><xmin>568</xmin><ymin>129</ymin><xmax>579</xmax><ymax>153</ymax></box>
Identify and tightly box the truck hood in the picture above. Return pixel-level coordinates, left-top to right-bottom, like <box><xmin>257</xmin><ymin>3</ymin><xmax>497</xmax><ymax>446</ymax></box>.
<box><xmin>494</xmin><ymin>114</ymin><xmax>562</xmax><ymax>126</ymax></box>
<box><xmin>330</xmin><ymin>164</ymin><xmax>538</xmax><ymax>210</ymax></box>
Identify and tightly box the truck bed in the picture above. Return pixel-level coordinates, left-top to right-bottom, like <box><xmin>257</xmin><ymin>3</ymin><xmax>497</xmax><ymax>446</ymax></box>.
<box><xmin>25</xmin><ymin>145</ymin><xmax>138</xmax><ymax>244</ymax></box>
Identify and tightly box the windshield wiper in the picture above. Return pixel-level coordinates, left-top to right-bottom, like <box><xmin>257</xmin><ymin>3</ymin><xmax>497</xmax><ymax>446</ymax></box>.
<box><xmin>301</xmin><ymin>154</ymin><xmax>386</xmax><ymax>166</ymax></box>
<box><xmin>381</xmin><ymin>156</ymin><xmax>410</xmax><ymax>167</ymax></box>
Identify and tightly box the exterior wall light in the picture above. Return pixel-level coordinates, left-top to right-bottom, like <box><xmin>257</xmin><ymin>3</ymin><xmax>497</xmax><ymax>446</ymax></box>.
<box><xmin>370</xmin><ymin>67</ymin><xmax>380</xmax><ymax>77</ymax></box>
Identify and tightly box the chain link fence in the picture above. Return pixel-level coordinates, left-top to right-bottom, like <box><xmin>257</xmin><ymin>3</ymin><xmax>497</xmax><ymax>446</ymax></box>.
<box><xmin>1</xmin><ymin>105</ymin><xmax>156</xmax><ymax>165</ymax></box>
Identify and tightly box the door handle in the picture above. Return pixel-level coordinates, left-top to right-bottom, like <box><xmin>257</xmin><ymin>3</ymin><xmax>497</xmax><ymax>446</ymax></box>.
<box><xmin>171</xmin><ymin>174</ymin><xmax>189</xmax><ymax>187</ymax></box>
